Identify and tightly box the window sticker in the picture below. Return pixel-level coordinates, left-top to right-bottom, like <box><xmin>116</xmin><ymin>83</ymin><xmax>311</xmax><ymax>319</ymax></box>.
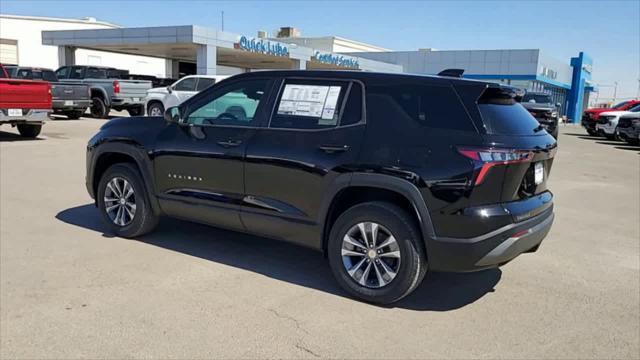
<box><xmin>277</xmin><ymin>84</ymin><xmax>342</xmax><ymax>124</ymax></box>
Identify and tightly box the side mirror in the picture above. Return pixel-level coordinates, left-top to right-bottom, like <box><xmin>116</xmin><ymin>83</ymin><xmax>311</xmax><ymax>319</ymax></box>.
<box><xmin>164</xmin><ymin>106</ymin><xmax>183</xmax><ymax>124</ymax></box>
<box><xmin>556</xmin><ymin>102</ymin><xmax>562</xmax><ymax>108</ymax></box>
<box><xmin>166</xmin><ymin>85</ymin><xmax>173</xmax><ymax>94</ymax></box>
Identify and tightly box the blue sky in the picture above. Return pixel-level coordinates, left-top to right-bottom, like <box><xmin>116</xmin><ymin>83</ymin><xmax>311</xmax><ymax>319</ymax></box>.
<box><xmin>3</xmin><ymin>0</ymin><xmax>638</xmax><ymax>100</ymax></box>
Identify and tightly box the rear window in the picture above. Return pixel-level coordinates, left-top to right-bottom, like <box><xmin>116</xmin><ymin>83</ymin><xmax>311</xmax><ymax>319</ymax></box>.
<box><xmin>478</xmin><ymin>87</ymin><xmax>542</xmax><ymax>135</ymax></box>
<box><xmin>366</xmin><ymin>83</ymin><xmax>475</xmax><ymax>132</ymax></box>
<box><xmin>86</xmin><ymin>68</ymin><xmax>107</xmax><ymax>79</ymax></box>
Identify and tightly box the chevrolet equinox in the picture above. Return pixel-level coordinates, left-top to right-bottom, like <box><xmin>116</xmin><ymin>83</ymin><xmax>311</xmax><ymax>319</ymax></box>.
<box><xmin>86</xmin><ymin>70</ymin><xmax>556</xmax><ymax>304</ymax></box>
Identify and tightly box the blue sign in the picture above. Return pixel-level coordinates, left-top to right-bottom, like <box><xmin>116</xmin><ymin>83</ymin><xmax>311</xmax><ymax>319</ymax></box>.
<box><xmin>312</xmin><ymin>52</ymin><xmax>360</xmax><ymax>69</ymax></box>
<box><xmin>235</xmin><ymin>36</ymin><xmax>289</xmax><ymax>57</ymax></box>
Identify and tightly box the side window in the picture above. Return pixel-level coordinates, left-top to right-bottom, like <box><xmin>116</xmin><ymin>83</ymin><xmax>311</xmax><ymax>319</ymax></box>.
<box><xmin>41</xmin><ymin>70</ymin><xmax>58</xmax><ymax>82</ymax></box>
<box><xmin>196</xmin><ymin>78</ymin><xmax>216</xmax><ymax>91</ymax></box>
<box><xmin>270</xmin><ymin>80</ymin><xmax>348</xmax><ymax>130</ymax></box>
<box><xmin>186</xmin><ymin>79</ymin><xmax>269</xmax><ymax>127</ymax></box>
<box><xmin>367</xmin><ymin>83</ymin><xmax>475</xmax><ymax>132</ymax></box>
<box><xmin>56</xmin><ymin>67</ymin><xmax>69</xmax><ymax>79</ymax></box>
<box><xmin>86</xmin><ymin>67</ymin><xmax>106</xmax><ymax>79</ymax></box>
<box><xmin>174</xmin><ymin>77</ymin><xmax>197</xmax><ymax>91</ymax></box>
<box><xmin>340</xmin><ymin>83</ymin><xmax>364</xmax><ymax>126</ymax></box>
<box><xmin>69</xmin><ymin>67</ymin><xmax>85</xmax><ymax>79</ymax></box>
<box><xmin>16</xmin><ymin>69</ymin><xmax>33</xmax><ymax>79</ymax></box>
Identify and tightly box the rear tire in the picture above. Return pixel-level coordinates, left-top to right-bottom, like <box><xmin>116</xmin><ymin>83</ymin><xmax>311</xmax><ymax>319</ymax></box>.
<box><xmin>327</xmin><ymin>201</ymin><xmax>427</xmax><ymax>304</ymax></box>
<box><xmin>127</xmin><ymin>105</ymin><xmax>144</xmax><ymax>117</ymax></box>
<box><xmin>147</xmin><ymin>102</ymin><xmax>165</xmax><ymax>117</ymax></box>
<box><xmin>17</xmin><ymin>124</ymin><xmax>42</xmax><ymax>138</ymax></box>
<box><xmin>97</xmin><ymin>163</ymin><xmax>159</xmax><ymax>238</ymax></box>
<box><xmin>90</xmin><ymin>97</ymin><xmax>110</xmax><ymax>119</ymax></box>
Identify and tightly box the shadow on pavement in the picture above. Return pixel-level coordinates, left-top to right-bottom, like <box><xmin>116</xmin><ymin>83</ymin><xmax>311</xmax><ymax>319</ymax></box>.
<box><xmin>0</xmin><ymin>130</ymin><xmax>44</xmax><ymax>142</ymax></box>
<box><xmin>56</xmin><ymin>204</ymin><xmax>501</xmax><ymax>311</ymax></box>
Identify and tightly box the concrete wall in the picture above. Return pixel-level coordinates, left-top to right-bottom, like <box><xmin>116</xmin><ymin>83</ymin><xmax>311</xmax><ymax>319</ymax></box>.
<box><xmin>0</xmin><ymin>15</ymin><xmax>167</xmax><ymax>77</ymax></box>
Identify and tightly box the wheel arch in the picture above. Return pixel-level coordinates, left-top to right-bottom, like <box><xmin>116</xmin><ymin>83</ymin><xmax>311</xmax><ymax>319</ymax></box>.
<box><xmin>320</xmin><ymin>173</ymin><xmax>436</xmax><ymax>257</ymax></box>
<box><xmin>90</xmin><ymin>86</ymin><xmax>110</xmax><ymax>107</ymax></box>
<box><xmin>90</xmin><ymin>142</ymin><xmax>160</xmax><ymax>215</ymax></box>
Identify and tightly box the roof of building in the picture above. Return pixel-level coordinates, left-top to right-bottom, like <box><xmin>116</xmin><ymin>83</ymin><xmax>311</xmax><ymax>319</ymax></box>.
<box><xmin>0</xmin><ymin>13</ymin><xmax>119</xmax><ymax>28</ymax></box>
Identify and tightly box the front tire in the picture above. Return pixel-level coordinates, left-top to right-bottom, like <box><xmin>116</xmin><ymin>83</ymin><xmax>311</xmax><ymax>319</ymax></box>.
<box><xmin>97</xmin><ymin>163</ymin><xmax>159</xmax><ymax>238</ymax></box>
<box><xmin>147</xmin><ymin>102</ymin><xmax>164</xmax><ymax>117</ymax></box>
<box><xmin>327</xmin><ymin>202</ymin><xmax>427</xmax><ymax>304</ymax></box>
<box><xmin>17</xmin><ymin>124</ymin><xmax>42</xmax><ymax>138</ymax></box>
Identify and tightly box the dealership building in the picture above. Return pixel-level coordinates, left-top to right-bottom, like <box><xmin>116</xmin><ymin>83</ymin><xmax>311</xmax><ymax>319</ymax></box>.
<box><xmin>1</xmin><ymin>14</ymin><xmax>594</xmax><ymax>122</ymax></box>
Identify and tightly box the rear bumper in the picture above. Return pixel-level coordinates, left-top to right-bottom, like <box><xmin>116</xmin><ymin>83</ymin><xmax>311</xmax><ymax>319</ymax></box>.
<box><xmin>0</xmin><ymin>109</ymin><xmax>50</xmax><ymax>125</ymax></box>
<box><xmin>428</xmin><ymin>193</ymin><xmax>554</xmax><ymax>272</ymax></box>
<box><xmin>52</xmin><ymin>99</ymin><xmax>91</xmax><ymax>111</ymax></box>
<box><xmin>111</xmin><ymin>97</ymin><xmax>145</xmax><ymax>108</ymax></box>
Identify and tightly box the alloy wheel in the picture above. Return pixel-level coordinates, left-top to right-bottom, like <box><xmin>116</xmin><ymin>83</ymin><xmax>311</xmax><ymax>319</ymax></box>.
<box><xmin>103</xmin><ymin>176</ymin><xmax>136</xmax><ymax>226</ymax></box>
<box><xmin>149</xmin><ymin>106</ymin><xmax>163</xmax><ymax>116</ymax></box>
<box><xmin>341</xmin><ymin>222</ymin><xmax>401</xmax><ymax>288</ymax></box>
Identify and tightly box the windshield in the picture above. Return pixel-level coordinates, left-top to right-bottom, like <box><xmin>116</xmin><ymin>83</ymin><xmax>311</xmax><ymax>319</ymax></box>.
<box><xmin>522</xmin><ymin>94</ymin><xmax>552</xmax><ymax>104</ymax></box>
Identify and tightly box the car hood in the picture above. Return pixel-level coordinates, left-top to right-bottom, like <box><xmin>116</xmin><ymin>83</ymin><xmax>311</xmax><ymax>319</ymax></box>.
<box><xmin>147</xmin><ymin>86</ymin><xmax>169</xmax><ymax>95</ymax></box>
<box><xmin>599</xmin><ymin>110</ymin><xmax>630</xmax><ymax>117</ymax></box>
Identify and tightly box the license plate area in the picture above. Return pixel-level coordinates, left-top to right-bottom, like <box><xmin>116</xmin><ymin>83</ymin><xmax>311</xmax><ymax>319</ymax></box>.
<box><xmin>8</xmin><ymin>109</ymin><xmax>22</xmax><ymax>116</ymax></box>
<box><xmin>534</xmin><ymin>162</ymin><xmax>544</xmax><ymax>185</ymax></box>
<box><xmin>64</xmin><ymin>100</ymin><xmax>74</xmax><ymax>106</ymax></box>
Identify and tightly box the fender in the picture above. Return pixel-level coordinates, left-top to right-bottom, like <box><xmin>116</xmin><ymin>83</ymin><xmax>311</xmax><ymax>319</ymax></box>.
<box><xmin>90</xmin><ymin>86</ymin><xmax>111</xmax><ymax>107</ymax></box>
<box><xmin>319</xmin><ymin>172</ymin><xmax>437</xmax><ymax>253</ymax></box>
<box><xmin>88</xmin><ymin>140</ymin><xmax>161</xmax><ymax>215</ymax></box>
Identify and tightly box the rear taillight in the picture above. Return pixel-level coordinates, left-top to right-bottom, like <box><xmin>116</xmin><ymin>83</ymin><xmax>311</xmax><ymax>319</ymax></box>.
<box><xmin>48</xmin><ymin>87</ymin><xmax>52</xmax><ymax>102</ymax></box>
<box><xmin>458</xmin><ymin>147</ymin><xmax>534</xmax><ymax>185</ymax></box>
<box><xmin>113</xmin><ymin>80</ymin><xmax>120</xmax><ymax>94</ymax></box>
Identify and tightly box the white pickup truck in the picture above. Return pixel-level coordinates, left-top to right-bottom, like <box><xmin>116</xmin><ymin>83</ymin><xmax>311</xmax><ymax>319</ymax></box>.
<box><xmin>144</xmin><ymin>75</ymin><xmax>229</xmax><ymax>116</ymax></box>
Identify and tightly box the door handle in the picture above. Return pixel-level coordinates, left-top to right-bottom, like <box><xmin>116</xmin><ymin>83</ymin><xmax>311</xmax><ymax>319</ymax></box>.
<box><xmin>318</xmin><ymin>144</ymin><xmax>350</xmax><ymax>153</ymax></box>
<box><xmin>217</xmin><ymin>139</ymin><xmax>243</xmax><ymax>148</ymax></box>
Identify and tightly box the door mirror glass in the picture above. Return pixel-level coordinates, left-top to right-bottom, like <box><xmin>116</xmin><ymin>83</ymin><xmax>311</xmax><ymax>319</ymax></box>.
<box><xmin>164</xmin><ymin>106</ymin><xmax>182</xmax><ymax>124</ymax></box>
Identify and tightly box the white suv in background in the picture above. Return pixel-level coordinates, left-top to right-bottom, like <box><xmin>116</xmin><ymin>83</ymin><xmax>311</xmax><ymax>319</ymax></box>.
<box><xmin>595</xmin><ymin>103</ymin><xmax>640</xmax><ymax>140</ymax></box>
<box><xmin>144</xmin><ymin>75</ymin><xmax>229</xmax><ymax>116</ymax></box>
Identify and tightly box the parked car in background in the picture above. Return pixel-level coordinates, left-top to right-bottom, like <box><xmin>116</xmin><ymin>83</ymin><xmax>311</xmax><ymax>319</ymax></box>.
<box><xmin>86</xmin><ymin>70</ymin><xmax>556</xmax><ymax>304</ymax></box>
<box><xmin>0</xmin><ymin>64</ymin><xmax>51</xmax><ymax>137</ymax></box>
<box><xmin>144</xmin><ymin>75</ymin><xmax>228</xmax><ymax>116</ymax></box>
<box><xmin>519</xmin><ymin>92</ymin><xmax>560</xmax><ymax>138</ymax></box>
<box><xmin>582</xmin><ymin>100</ymin><xmax>640</xmax><ymax>136</ymax></box>
<box><xmin>595</xmin><ymin>104</ymin><xmax>640</xmax><ymax>140</ymax></box>
<box><xmin>128</xmin><ymin>74</ymin><xmax>175</xmax><ymax>88</ymax></box>
<box><xmin>5</xmin><ymin>66</ymin><xmax>91</xmax><ymax>119</ymax></box>
<box><xmin>617</xmin><ymin>112</ymin><xmax>640</xmax><ymax>145</ymax></box>
<box><xmin>55</xmin><ymin>66</ymin><xmax>152</xmax><ymax>119</ymax></box>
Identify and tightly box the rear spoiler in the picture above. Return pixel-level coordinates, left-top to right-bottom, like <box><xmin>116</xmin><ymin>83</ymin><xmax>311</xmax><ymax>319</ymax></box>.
<box><xmin>438</xmin><ymin>68</ymin><xmax>464</xmax><ymax>78</ymax></box>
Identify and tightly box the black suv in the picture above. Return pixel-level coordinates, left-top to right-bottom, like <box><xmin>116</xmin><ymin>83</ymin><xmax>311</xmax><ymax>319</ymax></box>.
<box><xmin>520</xmin><ymin>92</ymin><xmax>561</xmax><ymax>138</ymax></box>
<box><xmin>86</xmin><ymin>70</ymin><xmax>556</xmax><ymax>304</ymax></box>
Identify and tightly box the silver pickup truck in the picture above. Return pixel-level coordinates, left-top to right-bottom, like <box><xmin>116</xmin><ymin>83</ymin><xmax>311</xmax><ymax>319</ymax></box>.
<box><xmin>55</xmin><ymin>66</ymin><xmax>152</xmax><ymax>118</ymax></box>
<box><xmin>5</xmin><ymin>66</ymin><xmax>91</xmax><ymax>119</ymax></box>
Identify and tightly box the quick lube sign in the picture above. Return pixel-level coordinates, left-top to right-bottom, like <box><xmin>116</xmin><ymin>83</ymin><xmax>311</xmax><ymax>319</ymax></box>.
<box><xmin>235</xmin><ymin>36</ymin><xmax>289</xmax><ymax>57</ymax></box>
<box><xmin>312</xmin><ymin>52</ymin><xmax>360</xmax><ymax>69</ymax></box>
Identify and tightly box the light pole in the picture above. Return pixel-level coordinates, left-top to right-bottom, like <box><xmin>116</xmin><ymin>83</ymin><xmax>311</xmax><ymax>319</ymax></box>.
<box><xmin>612</xmin><ymin>81</ymin><xmax>618</xmax><ymax>104</ymax></box>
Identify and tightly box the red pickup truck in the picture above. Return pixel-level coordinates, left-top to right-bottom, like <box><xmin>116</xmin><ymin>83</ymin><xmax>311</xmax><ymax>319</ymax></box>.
<box><xmin>0</xmin><ymin>64</ymin><xmax>52</xmax><ymax>138</ymax></box>
<box><xmin>582</xmin><ymin>99</ymin><xmax>640</xmax><ymax>136</ymax></box>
